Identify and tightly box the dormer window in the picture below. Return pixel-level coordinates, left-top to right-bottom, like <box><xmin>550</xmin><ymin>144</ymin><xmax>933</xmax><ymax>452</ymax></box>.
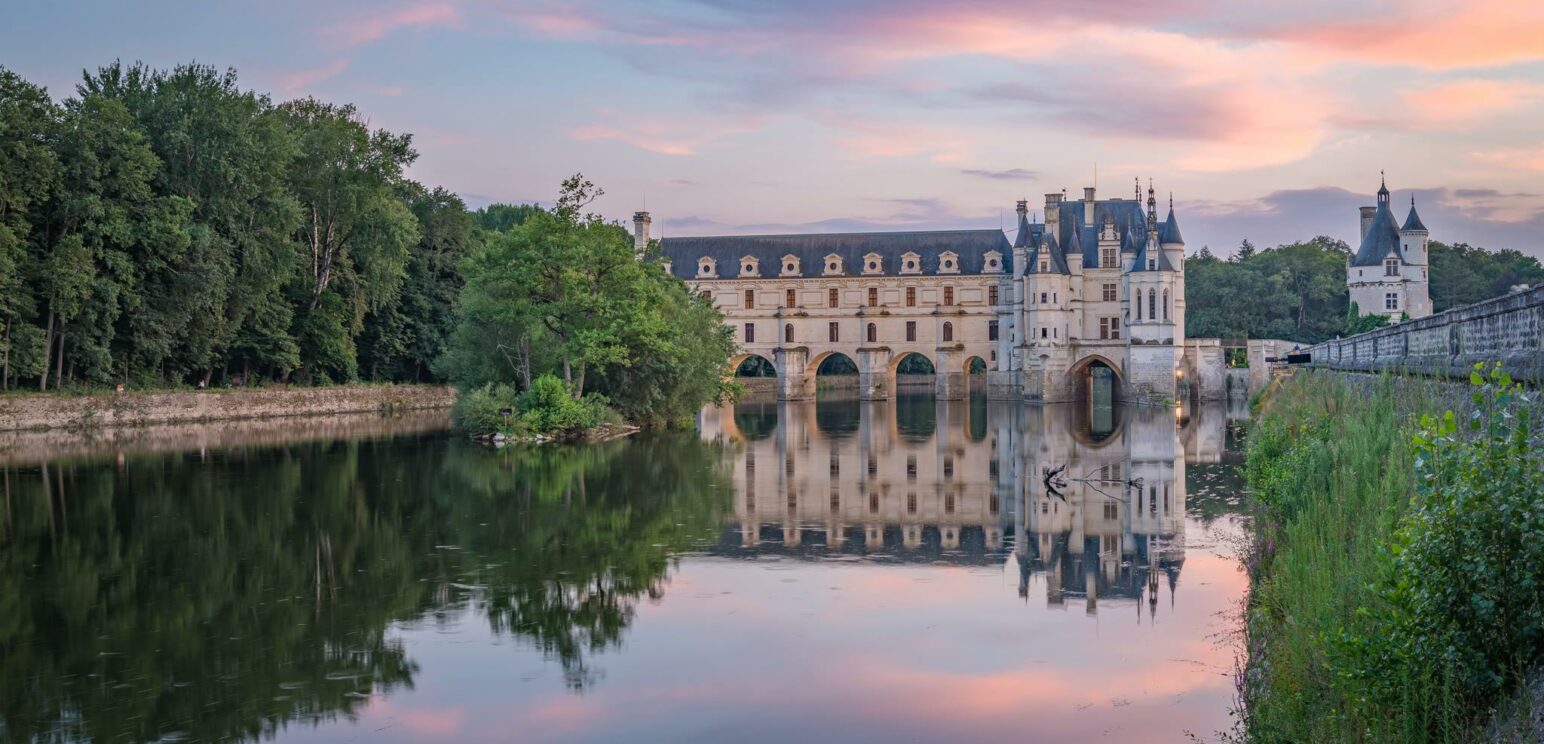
<box><xmin>823</xmin><ymin>253</ymin><xmax>844</xmax><ymax>276</ymax></box>
<box><xmin>862</xmin><ymin>252</ymin><xmax>884</xmax><ymax>275</ymax></box>
<box><xmin>900</xmin><ymin>251</ymin><xmax>922</xmax><ymax>275</ymax></box>
<box><xmin>662</xmin><ymin>259</ymin><xmax>673</xmax><ymax>274</ymax></box>
<box><xmin>1147</xmin><ymin>258</ymin><xmax>1156</xmax><ymax>271</ymax></box>
<box><xmin>939</xmin><ymin>251</ymin><xmax>959</xmax><ymax>274</ymax></box>
<box><xmin>984</xmin><ymin>251</ymin><xmax>1002</xmax><ymax>273</ymax></box>
<box><xmin>1039</xmin><ymin>258</ymin><xmax>1048</xmax><ymax>273</ymax></box>
<box><xmin>697</xmin><ymin>257</ymin><xmax>718</xmax><ymax>278</ymax></box>
<box><xmin>780</xmin><ymin>254</ymin><xmax>801</xmax><ymax>276</ymax></box>
<box><xmin>1385</xmin><ymin>258</ymin><xmax>1399</xmax><ymax>277</ymax></box>
<box><xmin>740</xmin><ymin>256</ymin><xmax>760</xmax><ymax>277</ymax></box>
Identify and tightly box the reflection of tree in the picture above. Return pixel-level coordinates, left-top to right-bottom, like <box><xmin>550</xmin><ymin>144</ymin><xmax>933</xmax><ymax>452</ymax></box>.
<box><xmin>0</xmin><ymin>431</ymin><xmax>733</xmax><ymax>740</ymax></box>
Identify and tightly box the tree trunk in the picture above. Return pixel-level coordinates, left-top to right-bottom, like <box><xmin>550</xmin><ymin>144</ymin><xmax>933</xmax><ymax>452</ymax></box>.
<box><xmin>519</xmin><ymin>337</ymin><xmax>532</xmax><ymax>390</ymax></box>
<box><xmin>38</xmin><ymin>308</ymin><xmax>54</xmax><ymax>392</ymax></box>
<box><xmin>54</xmin><ymin>331</ymin><xmax>66</xmax><ymax>391</ymax></box>
<box><xmin>574</xmin><ymin>362</ymin><xmax>586</xmax><ymax>398</ymax></box>
<box><xmin>2</xmin><ymin>316</ymin><xmax>10</xmax><ymax>393</ymax></box>
<box><xmin>562</xmin><ymin>354</ymin><xmax>572</xmax><ymax>387</ymax></box>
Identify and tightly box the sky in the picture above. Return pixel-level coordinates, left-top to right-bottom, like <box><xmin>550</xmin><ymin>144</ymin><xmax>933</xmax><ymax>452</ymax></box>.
<box><xmin>4</xmin><ymin>0</ymin><xmax>1543</xmax><ymax>257</ymax></box>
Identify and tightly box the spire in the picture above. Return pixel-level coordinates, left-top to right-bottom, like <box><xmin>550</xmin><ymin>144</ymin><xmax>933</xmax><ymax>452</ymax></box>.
<box><xmin>1134</xmin><ymin>177</ymin><xmax>1140</xmax><ymax>202</ymax></box>
<box><xmin>1013</xmin><ymin>200</ymin><xmax>1033</xmax><ymax>248</ymax></box>
<box><xmin>1377</xmin><ymin>171</ymin><xmax>1390</xmax><ymax>203</ymax></box>
<box><xmin>1160</xmin><ymin>198</ymin><xmax>1184</xmax><ymax>245</ymax></box>
<box><xmin>1401</xmin><ymin>196</ymin><xmax>1428</xmax><ymax>233</ymax></box>
<box><xmin>1146</xmin><ymin>179</ymin><xmax>1157</xmax><ymax>224</ymax></box>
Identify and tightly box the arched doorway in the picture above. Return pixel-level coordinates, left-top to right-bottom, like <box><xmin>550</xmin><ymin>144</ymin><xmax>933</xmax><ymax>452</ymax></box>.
<box><xmin>963</xmin><ymin>355</ymin><xmax>988</xmax><ymax>396</ymax></box>
<box><xmin>889</xmin><ymin>351</ymin><xmax>936</xmax><ymax>399</ymax></box>
<box><xmin>1068</xmin><ymin>355</ymin><xmax>1123</xmax><ymax>434</ymax></box>
<box><xmin>806</xmin><ymin>351</ymin><xmax>858</xmax><ymax>397</ymax></box>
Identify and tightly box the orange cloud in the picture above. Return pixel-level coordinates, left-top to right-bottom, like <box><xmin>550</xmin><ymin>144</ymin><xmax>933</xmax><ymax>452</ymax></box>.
<box><xmin>1273</xmin><ymin>0</ymin><xmax>1544</xmax><ymax>69</ymax></box>
<box><xmin>1401</xmin><ymin>79</ymin><xmax>1544</xmax><ymax>126</ymax></box>
<box><xmin>1472</xmin><ymin>146</ymin><xmax>1544</xmax><ymax>171</ymax></box>
<box><xmin>570</xmin><ymin>125</ymin><xmax>697</xmax><ymax>156</ymax></box>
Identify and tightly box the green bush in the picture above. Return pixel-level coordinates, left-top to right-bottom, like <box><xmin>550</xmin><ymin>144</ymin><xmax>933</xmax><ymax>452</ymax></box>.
<box><xmin>452</xmin><ymin>383</ymin><xmax>523</xmax><ymax>436</ymax></box>
<box><xmin>517</xmin><ymin>374</ymin><xmax>616</xmax><ymax>437</ymax></box>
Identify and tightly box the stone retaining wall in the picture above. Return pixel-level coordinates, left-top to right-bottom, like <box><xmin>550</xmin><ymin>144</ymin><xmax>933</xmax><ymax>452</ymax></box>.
<box><xmin>0</xmin><ymin>385</ymin><xmax>456</xmax><ymax>432</ymax></box>
<box><xmin>1309</xmin><ymin>286</ymin><xmax>1543</xmax><ymax>382</ymax></box>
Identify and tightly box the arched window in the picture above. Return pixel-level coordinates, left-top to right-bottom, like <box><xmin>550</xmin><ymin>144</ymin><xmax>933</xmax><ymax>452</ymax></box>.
<box><xmin>943</xmin><ymin>322</ymin><xmax>954</xmax><ymax>342</ymax></box>
<box><xmin>1148</xmin><ymin>289</ymin><xmax>1156</xmax><ymax>321</ymax></box>
<box><xmin>1163</xmin><ymin>288</ymin><xmax>1170</xmax><ymax>320</ymax></box>
<box><xmin>784</xmin><ymin>323</ymin><xmax>794</xmax><ymax>343</ymax></box>
<box><xmin>1136</xmin><ymin>291</ymin><xmax>1143</xmax><ymax>321</ymax></box>
<box><xmin>866</xmin><ymin>323</ymin><xmax>877</xmax><ymax>343</ymax></box>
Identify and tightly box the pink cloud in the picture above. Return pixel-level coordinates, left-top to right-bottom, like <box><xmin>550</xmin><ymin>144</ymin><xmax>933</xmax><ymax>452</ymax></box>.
<box><xmin>570</xmin><ymin>125</ymin><xmax>697</xmax><ymax>156</ymax></box>
<box><xmin>1472</xmin><ymin>147</ymin><xmax>1544</xmax><ymax>172</ymax></box>
<box><xmin>1401</xmin><ymin>79</ymin><xmax>1544</xmax><ymax>127</ymax></box>
<box><xmin>277</xmin><ymin>59</ymin><xmax>349</xmax><ymax>94</ymax></box>
<box><xmin>1269</xmin><ymin>0</ymin><xmax>1544</xmax><ymax>69</ymax></box>
<box><xmin>363</xmin><ymin>698</ymin><xmax>467</xmax><ymax>739</ymax></box>
<box><xmin>328</xmin><ymin>1</ymin><xmax>463</xmax><ymax>46</ymax></box>
<box><xmin>568</xmin><ymin>110</ymin><xmax>763</xmax><ymax>156</ymax></box>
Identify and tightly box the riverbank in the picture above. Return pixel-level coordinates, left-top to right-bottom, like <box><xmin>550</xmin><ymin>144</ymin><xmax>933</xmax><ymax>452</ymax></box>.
<box><xmin>1240</xmin><ymin>368</ymin><xmax>1543</xmax><ymax>742</ymax></box>
<box><xmin>0</xmin><ymin>384</ymin><xmax>455</xmax><ymax>432</ymax></box>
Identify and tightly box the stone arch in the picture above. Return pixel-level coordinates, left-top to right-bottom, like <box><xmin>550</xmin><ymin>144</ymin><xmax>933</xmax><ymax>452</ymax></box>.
<box><xmin>1068</xmin><ymin>353</ymin><xmax>1124</xmax><ymax>405</ymax></box>
<box><xmin>887</xmin><ymin>351</ymin><xmax>936</xmax><ymax>398</ymax></box>
<box><xmin>730</xmin><ymin>352</ymin><xmax>777</xmax><ymax>377</ymax></box>
<box><xmin>800</xmin><ymin>350</ymin><xmax>859</xmax><ymax>397</ymax></box>
<box><xmin>962</xmin><ymin>354</ymin><xmax>988</xmax><ymax>395</ymax></box>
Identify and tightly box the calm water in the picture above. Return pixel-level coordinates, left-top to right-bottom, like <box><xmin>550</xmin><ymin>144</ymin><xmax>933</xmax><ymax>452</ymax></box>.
<box><xmin>0</xmin><ymin>394</ymin><xmax>1249</xmax><ymax>743</ymax></box>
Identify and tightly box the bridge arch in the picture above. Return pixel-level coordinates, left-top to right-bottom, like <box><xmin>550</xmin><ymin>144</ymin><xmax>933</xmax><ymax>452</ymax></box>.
<box><xmin>1068</xmin><ymin>353</ymin><xmax>1124</xmax><ymax>406</ymax></box>
<box><xmin>731</xmin><ymin>352</ymin><xmax>777</xmax><ymax>377</ymax></box>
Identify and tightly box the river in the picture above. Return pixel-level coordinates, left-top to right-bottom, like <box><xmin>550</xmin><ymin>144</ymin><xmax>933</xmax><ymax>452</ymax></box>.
<box><xmin>0</xmin><ymin>393</ymin><xmax>1249</xmax><ymax>743</ymax></box>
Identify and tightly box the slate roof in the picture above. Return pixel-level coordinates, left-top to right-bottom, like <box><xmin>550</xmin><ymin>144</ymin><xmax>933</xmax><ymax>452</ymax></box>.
<box><xmin>1352</xmin><ymin>199</ymin><xmax>1405</xmax><ymax>267</ymax></box>
<box><xmin>1052</xmin><ymin>199</ymin><xmax>1151</xmax><ymax>268</ymax></box>
<box><xmin>1026</xmin><ymin>229</ymin><xmax>1071</xmax><ymax>275</ymax></box>
<box><xmin>661</xmin><ymin>229</ymin><xmax>1013</xmax><ymax>279</ymax></box>
<box><xmin>1131</xmin><ymin>235</ymin><xmax>1177</xmax><ymax>272</ymax></box>
<box><xmin>1160</xmin><ymin>207</ymin><xmax>1184</xmax><ymax>245</ymax></box>
<box><xmin>1402</xmin><ymin>200</ymin><xmax>1428</xmax><ymax>233</ymax></box>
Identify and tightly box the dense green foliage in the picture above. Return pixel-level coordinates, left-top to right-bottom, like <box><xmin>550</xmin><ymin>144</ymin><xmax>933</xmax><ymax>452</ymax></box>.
<box><xmin>0</xmin><ymin>431</ymin><xmax>734</xmax><ymax>738</ymax></box>
<box><xmin>440</xmin><ymin>175</ymin><xmax>738</xmax><ymax>428</ymax></box>
<box><xmin>0</xmin><ymin>63</ymin><xmax>470</xmax><ymax>390</ymax></box>
<box><xmin>1241</xmin><ymin>369</ymin><xmax>1543</xmax><ymax>742</ymax></box>
<box><xmin>1187</xmin><ymin>238</ymin><xmax>1543</xmax><ymax>343</ymax></box>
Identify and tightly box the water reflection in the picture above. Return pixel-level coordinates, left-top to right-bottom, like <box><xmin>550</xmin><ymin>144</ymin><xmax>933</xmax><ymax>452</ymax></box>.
<box><xmin>700</xmin><ymin>393</ymin><xmax>1234</xmax><ymax>620</ymax></box>
<box><xmin>0</xmin><ymin>396</ymin><xmax>1247</xmax><ymax>743</ymax></box>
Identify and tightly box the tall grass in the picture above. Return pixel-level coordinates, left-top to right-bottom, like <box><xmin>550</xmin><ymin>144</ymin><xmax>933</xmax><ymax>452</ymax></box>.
<box><xmin>1240</xmin><ymin>368</ymin><xmax>1542</xmax><ymax>742</ymax></box>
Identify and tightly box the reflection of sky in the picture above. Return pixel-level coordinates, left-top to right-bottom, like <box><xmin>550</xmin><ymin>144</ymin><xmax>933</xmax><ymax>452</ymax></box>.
<box><xmin>281</xmin><ymin>514</ymin><xmax>1244</xmax><ymax>743</ymax></box>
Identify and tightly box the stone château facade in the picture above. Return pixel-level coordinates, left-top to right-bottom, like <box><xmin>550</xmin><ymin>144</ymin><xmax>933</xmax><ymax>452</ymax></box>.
<box><xmin>647</xmin><ymin>183</ymin><xmax>1221</xmax><ymax>403</ymax></box>
<box><xmin>1348</xmin><ymin>177</ymin><xmax>1432</xmax><ymax>321</ymax></box>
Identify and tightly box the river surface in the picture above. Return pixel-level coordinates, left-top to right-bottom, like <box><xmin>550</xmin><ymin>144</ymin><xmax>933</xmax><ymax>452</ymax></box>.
<box><xmin>0</xmin><ymin>394</ymin><xmax>1249</xmax><ymax>743</ymax></box>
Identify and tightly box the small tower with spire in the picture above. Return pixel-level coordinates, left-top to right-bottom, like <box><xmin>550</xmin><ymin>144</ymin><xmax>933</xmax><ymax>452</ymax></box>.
<box><xmin>1348</xmin><ymin>174</ymin><xmax>1432</xmax><ymax>321</ymax></box>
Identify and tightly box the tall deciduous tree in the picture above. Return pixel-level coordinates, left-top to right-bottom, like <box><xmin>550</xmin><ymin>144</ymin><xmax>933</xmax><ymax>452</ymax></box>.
<box><xmin>0</xmin><ymin>68</ymin><xmax>60</xmax><ymax>391</ymax></box>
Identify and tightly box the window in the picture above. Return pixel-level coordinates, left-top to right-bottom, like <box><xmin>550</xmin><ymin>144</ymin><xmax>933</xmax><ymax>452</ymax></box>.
<box><xmin>1385</xmin><ymin>258</ymin><xmax>1399</xmax><ymax>277</ymax></box>
<box><xmin>828</xmin><ymin>322</ymin><xmax>839</xmax><ymax>342</ymax></box>
<box><xmin>988</xmin><ymin>320</ymin><xmax>999</xmax><ymax>341</ymax></box>
<box><xmin>785</xmin><ymin>288</ymin><xmax>796</xmax><ymax>307</ymax></box>
<box><xmin>784</xmin><ymin>323</ymin><xmax>794</xmax><ymax>343</ymax></box>
<box><xmin>1110</xmin><ymin>317</ymin><xmax>1121</xmax><ymax>339</ymax></box>
<box><xmin>1385</xmin><ymin>292</ymin><xmax>1399</xmax><ymax>311</ymax></box>
<box><xmin>1163</xmin><ymin>288</ymin><xmax>1169</xmax><ymax>320</ymax></box>
<box><xmin>906</xmin><ymin>287</ymin><xmax>916</xmax><ymax>307</ymax></box>
<box><xmin>1136</xmin><ymin>293</ymin><xmax>1142</xmax><ymax>321</ymax></box>
<box><xmin>828</xmin><ymin>288</ymin><xmax>839</xmax><ymax>307</ymax></box>
<box><xmin>1040</xmin><ymin>292</ymin><xmax>1047</xmax><ymax>304</ymax></box>
<box><xmin>869</xmin><ymin>493</ymin><xmax>878</xmax><ymax>513</ymax></box>
<box><xmin>868</xmin><ymin>287</ymin><xmax>879</xmax><ymax>307</ymax></box>
<box><xmin>906</xmin><ymin>455</ymin><xmax>917</xmax><ymax>481</ymax></box>
<box><xmin>943</xmin><ymin>456</ymin><xmax>953</xmax><ymax>479</ymax></box>
<box><xmin>866</xmin><ymin>323</ymin><xmax>877</xmax><ymax>343</ymax></box>
<box><xmin>830</xmin><ymin>455</ymin><xmax>839</xmax><ymax>477</ymax></box>
<box><xmin>945</xmin><ymin>494</ymin><xmax>955</xmax><ymax>513</ymax></box>
<box><xmin>905</xmin><ymin>321</ymin><xmax>916</xmax><ymax>342</ymax></box>
<box><xmin>1147</xmin><ymin>258</ymin><xmax>1156</xmax><ymax>270</ymax></box>
<box><xmin>1099</xmin><ymin>318</ymin><xmax>1109</xmax><ymax>339</ymax></box>
<box><xmin>943</xmin><ymin>322</ymin><xmax>953</xmax><ymax>342</ymax></box>
<box><xmin>1039</xmin><ymin>259</ymin><xmax>1048</xmax><ymax>273</ymax></box>
<box><xmin>703</xmin><ymin>290</ymin><xmax>712</xmax><ymax>303</ymax></box>
<box><xmin>988</xmin><ymin>286</ymin><xmax>999</xmax><ymax>305</ymax></box>
<box><xmin>744</xmin><ymin>323</ymin><xmax>755</xmax><ymax>343</ymax></box>
<box><xmin>943</xmin><ymin>286</ymin><xmax>954</xmax><ymax>306</ymax></box>
<box><xmin>744</xmin><ymin>289</ymin><xmax>754</xmax><ymax>308</ymax></box>
<box><xmin>1104</xmin><ymin>503</ymin><xmax>1118</xmax><ymax>521</ymax></box>
<box><xmin>907</xmin><ymin>493</ymin><xmax>917</xmax><ymax>514</ymax></box>
<box><xmin>698</xmin><ymin>258</ymin><xmax>717</xmax><ymax>277</ymax></box>
<box><xmin>1102</xmin><ymin>247</ymin><xmax>1118</xmax><ymax>268</ymax></box>
<box><xmin>985</xmin><ymin>253</ymin><xmax>1000</xmax><ymax>271</ymax></box>
<box><xmin>1148</xmin><ymin>289</ymin><xmax>1157</xmax><ymax>320</ymax></box>
<box><xmin>1040</xmin><ymin>328</ymin><xmax>1048</xmax><ymax>339</ymax></box>
<box><xmin>1102</xmin><ymin>283</ymin><xmax>1117</xmax><ymax>302</ymax></box>
<box><xmin>940</xmin><ymin>252</ymin><xmax>958</xmax><ymax>272</ymax></box>
<box><xmin>867</xmin><ymin>454</ymin><xmax>877</xmax><ymax>475</ymax></box>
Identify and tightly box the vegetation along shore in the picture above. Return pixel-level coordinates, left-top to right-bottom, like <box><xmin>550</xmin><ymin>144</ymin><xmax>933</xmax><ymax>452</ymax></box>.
<box><xmin>1238</xmin><ymin>367</ymin><xmax>1543</xmax><ymax>742</ymax></box>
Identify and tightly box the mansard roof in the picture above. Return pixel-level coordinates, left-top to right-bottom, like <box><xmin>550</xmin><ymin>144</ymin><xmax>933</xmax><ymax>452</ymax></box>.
<box><xmin>1402</xmin><ymin>200</ymin><xmax>1428</xmax><ymax>233</ymax></box>
<box><xmin>1352</xmin><ymin>200</ymin><xmax>1405</xmax><ymax>267</ymax></box>
<box><xmin>1160</xmin><ymin>208</ymin><xmax>1184</xmax><ymax>245</ymax></box>
<box><xmin>1050</xmin><ymin>199</ymin><xmax>1149</xmax><ymax>268</ymax></box>
<box><xmin>1131</xmin><ymin>236</ymin><xmax>1177</xmax><ymax>272</ymax></box>
<box><xmin>660</xmin><ymin>229</ymin><xmax>1013</xmax><ymax>279</ymax></box>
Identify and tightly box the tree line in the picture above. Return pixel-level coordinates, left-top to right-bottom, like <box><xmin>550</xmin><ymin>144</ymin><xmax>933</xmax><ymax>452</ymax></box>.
<box><xmin>0</xmin><ymin>63</ymin><xmax>734</xmax><ymax>426</ymax></box>
<box><xmin>1186</xmin><ymin>237</ymin><xmax>1543</xmax><ymax>344</ymax></box>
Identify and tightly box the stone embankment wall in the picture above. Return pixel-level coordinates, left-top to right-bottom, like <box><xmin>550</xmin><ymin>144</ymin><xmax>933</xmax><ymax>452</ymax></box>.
<box><xmin>1309</xmin><ymin>286</ymin><xmax>1543</xmax><ymax>382</ymax></box>
<box><xmin>0</xmin><ymin>385</ymin><xmax>456</xmax><ymax>432</ymax></box>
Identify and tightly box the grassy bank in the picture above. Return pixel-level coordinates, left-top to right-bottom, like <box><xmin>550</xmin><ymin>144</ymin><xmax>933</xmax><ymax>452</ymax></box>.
<box><xmin>1240</xmin><ymin>367</ymin><xmax>1542</xmax><ymax>742</ymax></box>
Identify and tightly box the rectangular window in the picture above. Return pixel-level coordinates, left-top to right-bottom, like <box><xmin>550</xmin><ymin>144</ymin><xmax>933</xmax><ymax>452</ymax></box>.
<box><xmin>1102</xmin><ymin>283</ymin><xmax>1117</xmax><ymax>302</ymax></box>
<box><xmin>1385</xmin><ymin>259</ymin><xmax>1399</xmax><ymax>277</ymax></box>
<box><xmin>1041</xmin><ymin>328</ymin><xmax>1048</xmax><ymax>339</ymax></box>
<box><xmin>1102</xmin><ymin>247</ymin><xmax>1118</xmax><ymax>268</ymax></box>
<box><xmin>988</xmin><ymin>286</ymin><xmax>999</xmax><ymax>305</ymax></box>
<box><xmin>988</xmin><ymin>320</ymin><xmax>999</xmax><ymax>341</ymax></box>
<box><xmin>744</xmin><ymin>289</ymin><xmax>755</xmax><ymax>308</ymax></box>
<box><xmin>828</xmin><ymin>321</ymin><xmax>839</xmax><ymax>342</ymax></box>
<box><xmin>867</xmin><ymin>454</ymin><xmax>877</xmax><ymax>476</ymax></box>
<box><xmin>1385</xmin><ymin>292</ymin><xmax>1399</xmax><ymax>310</ymax></box>
<box><xmin>905</xmin><ymin>321</ymin><xmax>916</xmax><ymax>342</ymax></box>
<box><xmin>1099</xmin><ymin>318</ymin><xmax>1109</xmax><ymax>339</ymax></box>
<box><xmin>906</xmin><ymin>287</ymin><xmax>916</xmax><ymax>307</ymax></box>
<box><xmin>1040</xmin><ymin>292</ymin><xmax>1047</xmax><ymax>304</ymax></box>
<box><xmin>1104</xmin><ymin>503</ymin><xmax>1118</xmax><ymax>521</ymax></box>
<box><xmin>703</xmin><ymin>290</ymin><xmax>712</xmax><ymax>303</ymax></box>
<box><xmin>907</xmin><ymin>493</ymin><xmax>917</xmax><ymax>514</ymax></box>
<box><xmin>785</xmin><ymin>288</ymin><xmax>796</xmax><ymax>307</ymax></box>
<box><xmin>744</xmin><ymin>323</ymin><xmax>755</xmax><ymax>343</ymax></box>
<box><xmin>868</xmin><ymin>287</ymin><xmax>878</xmax><ymax>307</ymax></box>
<box><xmin>943</xmin><ymin>456</ymin><xmax>953</xmax><ymax>479</ymax></box>
<box><xmin>906</xmin><ymin>455</ymin><xmax>917</xmax><ymax>481</ymax></box>
<box><xmin>943</xmin><ymin>286</ymin><xmax>954</xmax><ymax>306</ymax></box>
<box><xmin>1109</xmin><ymin>317</ymin><xmax>1121</xmax><ymax>339</ymax></box>
<box><xmin>828</xmin><ymin>287</ymin><xmax>839</xmax><ymax>307</ymax></box>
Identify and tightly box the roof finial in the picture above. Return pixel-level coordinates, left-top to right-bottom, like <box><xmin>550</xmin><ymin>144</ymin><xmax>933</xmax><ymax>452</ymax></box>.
<box><xmin>1169</xmin><ymin>192</ymin><xmax>1174</xmax><ymax>211</ymax></box>
<box><xmin>1134</xmin><ymin>177</ymin><xmax>1140</xmax><ymax>201</ymax></box>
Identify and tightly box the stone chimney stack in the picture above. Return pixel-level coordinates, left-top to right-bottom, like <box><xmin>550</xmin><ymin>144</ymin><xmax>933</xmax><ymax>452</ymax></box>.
<box><xmin>633</xmin><ymin>211</ymin><xmax>652</xmax><ymax>251</ymax></box>
<box><xmin>1359</xmin><ymin>206</ymin><xmax>1375</xmax><ymax>240</ymax></box>
<box><xmin>1083</xmin><ymin>186</ymin><xmax>1097</xmax><ymax>226</ymax></box>
<box><xmin>1045</xmin><ymin>193</ymin><xmax>1062</xmax><ymax>233</ymax></box>
<box><xmin>1016</xmin><ymin>199</ymin><xmax>1028</xmax><ymax>217</ymax></box>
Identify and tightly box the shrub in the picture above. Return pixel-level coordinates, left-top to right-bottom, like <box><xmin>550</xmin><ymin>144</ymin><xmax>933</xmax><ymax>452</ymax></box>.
<box><xmin>452</xmin><ymin>383</ymin><xmax>523</xmax><ymax>436</ymax></box>
<box><xmin>517</xmin><ymin>374</ymin><xmax>616</xmax><ymax>438</ymax></box>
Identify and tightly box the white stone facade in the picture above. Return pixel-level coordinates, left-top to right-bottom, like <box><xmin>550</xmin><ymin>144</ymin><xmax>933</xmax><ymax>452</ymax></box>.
<box><xmin>1347</xmin><ymin>178</ymin><xmax>1433</xmax><ymax>321</ymax></box>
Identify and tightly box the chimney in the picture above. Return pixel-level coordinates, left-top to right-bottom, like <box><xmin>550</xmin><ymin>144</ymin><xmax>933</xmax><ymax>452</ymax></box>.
<box><xmin>1044</xmin><ymin>193</ymin><xmax>1062</xmax><ymax>232</ymax></box>
<box><xmin>633</xmin><ymin>210</ymin><xmax>652</xmax><ymax>251</ymax></box>
<box><xmin>1083</xmin><ymin>186</ymin><xmax>1096</xmax><ymax>226</ymax></box>
<box><xmin>1358</xmin><ymin>206</ymin><xmax>1375</xmax><ymax>241</ymax></box>
<box><xmin>1016</xmin><ymin>199</ymin><xmax>1028</xmax><ymax>217</ymax></box>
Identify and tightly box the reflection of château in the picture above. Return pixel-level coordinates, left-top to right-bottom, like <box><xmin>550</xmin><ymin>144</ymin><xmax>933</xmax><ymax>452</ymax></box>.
<box><xmin>697</xmin><ymin>395</ymin><xmax>1232</xmax><ymax>616</ymax></box>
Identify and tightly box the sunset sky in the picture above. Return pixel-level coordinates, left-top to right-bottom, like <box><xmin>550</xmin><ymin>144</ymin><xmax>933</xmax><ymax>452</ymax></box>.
<box><xmin>6</xmin><ymin>0</ymin><xmax>1543</xmax><ymax>255</ymax></box>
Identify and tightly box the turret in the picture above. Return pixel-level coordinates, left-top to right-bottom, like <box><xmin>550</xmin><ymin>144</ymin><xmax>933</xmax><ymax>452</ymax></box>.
<box><xmin>1359</xmin><ymin>206</ymin><xmax>1376</xmax><ymax>240</ymax></box>
<box><xmin>1160</xmin><ymin>194</ymin><xmax>1185</xmax><ymax>271</ymax></box>
<box><xmin>1400</xmin><ymin>197</ymin><xmax>1428</xmax><ymax>267</ymax></box>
